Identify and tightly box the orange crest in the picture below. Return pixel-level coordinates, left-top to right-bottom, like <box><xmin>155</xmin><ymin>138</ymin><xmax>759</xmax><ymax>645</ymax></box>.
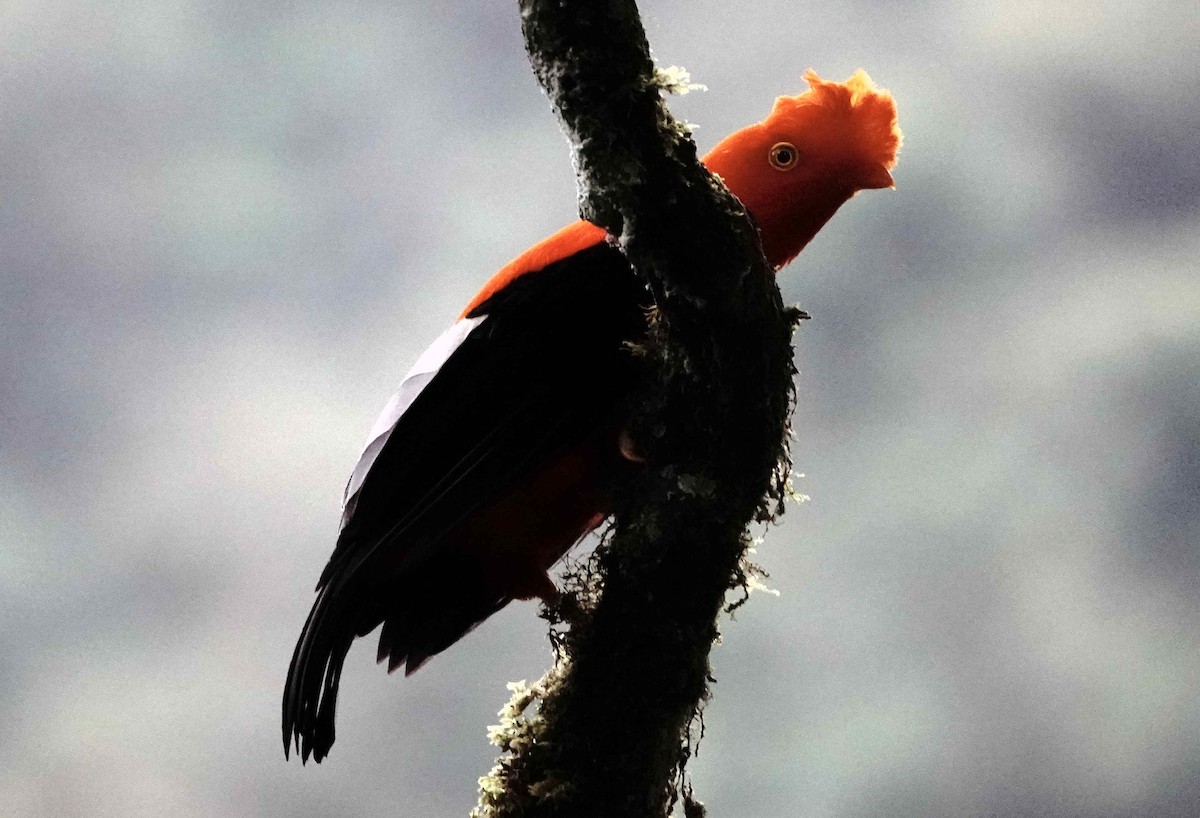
<box><xmin>769</xmin><ymin>69</ymin><xmax>902</xmax><ymax>175</ymax></box>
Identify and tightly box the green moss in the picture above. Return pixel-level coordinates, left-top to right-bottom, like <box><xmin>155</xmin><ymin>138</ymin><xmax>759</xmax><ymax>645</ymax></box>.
<box><xmin>475</xmin><ymin>2</ymin><xmax>799</xmax><ymax>815</ymax></box>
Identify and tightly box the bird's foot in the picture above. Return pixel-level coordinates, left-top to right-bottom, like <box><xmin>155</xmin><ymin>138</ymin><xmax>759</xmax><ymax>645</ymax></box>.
<box><xmin>618</xmin><ymin>426</ymin><xmax>645</xmax><ymax>463</ymax></box>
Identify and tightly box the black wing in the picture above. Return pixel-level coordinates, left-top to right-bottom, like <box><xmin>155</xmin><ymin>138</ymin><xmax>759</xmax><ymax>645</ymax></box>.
<box><xmin>283</xmin><ymin>243</ymin><xmax>647</xmax><ymax>762</ymax></box>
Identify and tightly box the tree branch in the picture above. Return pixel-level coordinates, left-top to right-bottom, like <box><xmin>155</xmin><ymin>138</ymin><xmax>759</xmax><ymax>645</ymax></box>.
<box><xmin>473</xmin><ymin>2</ymin><xmax>797</xmax><ymax>815</ymax></box>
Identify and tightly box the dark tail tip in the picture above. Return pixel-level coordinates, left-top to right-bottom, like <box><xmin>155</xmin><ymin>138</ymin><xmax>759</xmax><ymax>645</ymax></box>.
<box><xmin>283</xmin><ymin>581</ymin><xmax>352</xmax><ymax>765</ymax></box>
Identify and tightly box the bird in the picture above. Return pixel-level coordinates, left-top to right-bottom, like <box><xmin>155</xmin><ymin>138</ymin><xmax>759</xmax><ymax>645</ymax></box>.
<box><xmin>284</xmin><ymin>69</ymin><xmax>901</xmax><ymax>763</ymax></box>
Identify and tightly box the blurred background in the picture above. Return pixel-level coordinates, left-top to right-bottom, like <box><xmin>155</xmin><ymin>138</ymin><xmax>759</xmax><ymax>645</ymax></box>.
<box><xmin>2</xmin><ymin>1</ymin><xmax>1198</xmax><ymax>815</ymax></box>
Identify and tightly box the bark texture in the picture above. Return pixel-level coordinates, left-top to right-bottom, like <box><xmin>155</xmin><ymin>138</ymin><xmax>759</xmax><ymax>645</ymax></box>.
<box><xmin>473</xmin><ymin>2</ymin><xmax>798</xmax><ymax>815</ymax></box>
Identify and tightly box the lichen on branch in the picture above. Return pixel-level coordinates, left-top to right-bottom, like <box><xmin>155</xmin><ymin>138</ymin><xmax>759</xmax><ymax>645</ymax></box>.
<box><xmin>472</xmin><ymin>2</ymin><xmax>798</xmax><ymax>816</ymax></box>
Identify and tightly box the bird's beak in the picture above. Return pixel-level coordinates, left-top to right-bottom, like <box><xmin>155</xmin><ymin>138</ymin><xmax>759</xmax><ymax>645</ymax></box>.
<box><xmin>858</xmin><ymin>166</ymin><xmax>895</xmax><ymax>190</ymax></box>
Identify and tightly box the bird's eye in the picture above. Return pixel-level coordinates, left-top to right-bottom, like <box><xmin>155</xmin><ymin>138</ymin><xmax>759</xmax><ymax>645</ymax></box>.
<box><xmin>768</xmin><ymin>142</ymin><xmax>798</xmax><ymax>170</ymax></box>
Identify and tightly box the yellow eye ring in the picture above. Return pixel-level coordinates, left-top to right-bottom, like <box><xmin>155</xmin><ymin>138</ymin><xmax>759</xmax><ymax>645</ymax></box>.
<box><xmin>768</xmin><ymin>142</ymin><xmax>799</xmax><ymax>170</ymax></box>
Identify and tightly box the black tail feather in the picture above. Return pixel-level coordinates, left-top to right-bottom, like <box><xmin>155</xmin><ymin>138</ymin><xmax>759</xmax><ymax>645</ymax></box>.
<box><xmin>282</xmin><ymin>579</ymin><xmax>360</xmax><ymax>763</ymax></box>
<box><xmin>284</xmin><ymin>543</ymin><xmax>510</xmax><ymax>763</ymax></box>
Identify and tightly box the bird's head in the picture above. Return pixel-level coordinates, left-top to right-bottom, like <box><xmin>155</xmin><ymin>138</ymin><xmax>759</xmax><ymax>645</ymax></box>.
<box><xmin>702</xmin><ymin>69</ymin><xmax>902</xmax><ymax>268</ymax></box>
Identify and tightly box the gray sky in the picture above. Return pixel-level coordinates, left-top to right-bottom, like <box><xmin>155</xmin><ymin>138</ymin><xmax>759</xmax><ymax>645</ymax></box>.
<box><xmin>2</xmin><ymin>1</ymin><xmax>1198</xmax><ymax>816</ymax></box>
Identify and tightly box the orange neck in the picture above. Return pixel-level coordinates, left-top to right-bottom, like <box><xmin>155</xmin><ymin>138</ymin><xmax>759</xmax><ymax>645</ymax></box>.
<box><xmin>746</xmin><ymin>184</ymin><xmax>853</xmax><ymax>269</ymax></box>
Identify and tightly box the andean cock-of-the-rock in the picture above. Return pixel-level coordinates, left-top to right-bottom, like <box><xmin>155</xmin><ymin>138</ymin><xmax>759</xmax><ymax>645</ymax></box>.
<box><xmin>284</xmin><ymin>69</ymin><xmax>902</xmax><ymax>763</ymax></box>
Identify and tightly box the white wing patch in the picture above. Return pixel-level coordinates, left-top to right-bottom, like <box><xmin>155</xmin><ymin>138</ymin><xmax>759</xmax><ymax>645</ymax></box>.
<box><xmin>341</xmin><ymin>315</ymin><xmax>487</xmax><ymax>529</ymax></box>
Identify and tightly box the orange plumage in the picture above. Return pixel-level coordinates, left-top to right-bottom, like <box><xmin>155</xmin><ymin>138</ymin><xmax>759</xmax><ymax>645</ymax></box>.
<box><xmin>285</xmin><ymin>70</ymin><xmax>901</xmax><ymax>763</ymax></box>
<box><xmin>466</xmin><ymin>68</ymin><xmax>902</xmax><ymax>318</ymax></box>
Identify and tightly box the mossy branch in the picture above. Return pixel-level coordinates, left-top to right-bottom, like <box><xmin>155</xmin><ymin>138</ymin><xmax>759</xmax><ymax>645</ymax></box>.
<box><xmin>473</xmin><ymin>1</ymin><xmax>798</xmax><ymax>816</ymax></box>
